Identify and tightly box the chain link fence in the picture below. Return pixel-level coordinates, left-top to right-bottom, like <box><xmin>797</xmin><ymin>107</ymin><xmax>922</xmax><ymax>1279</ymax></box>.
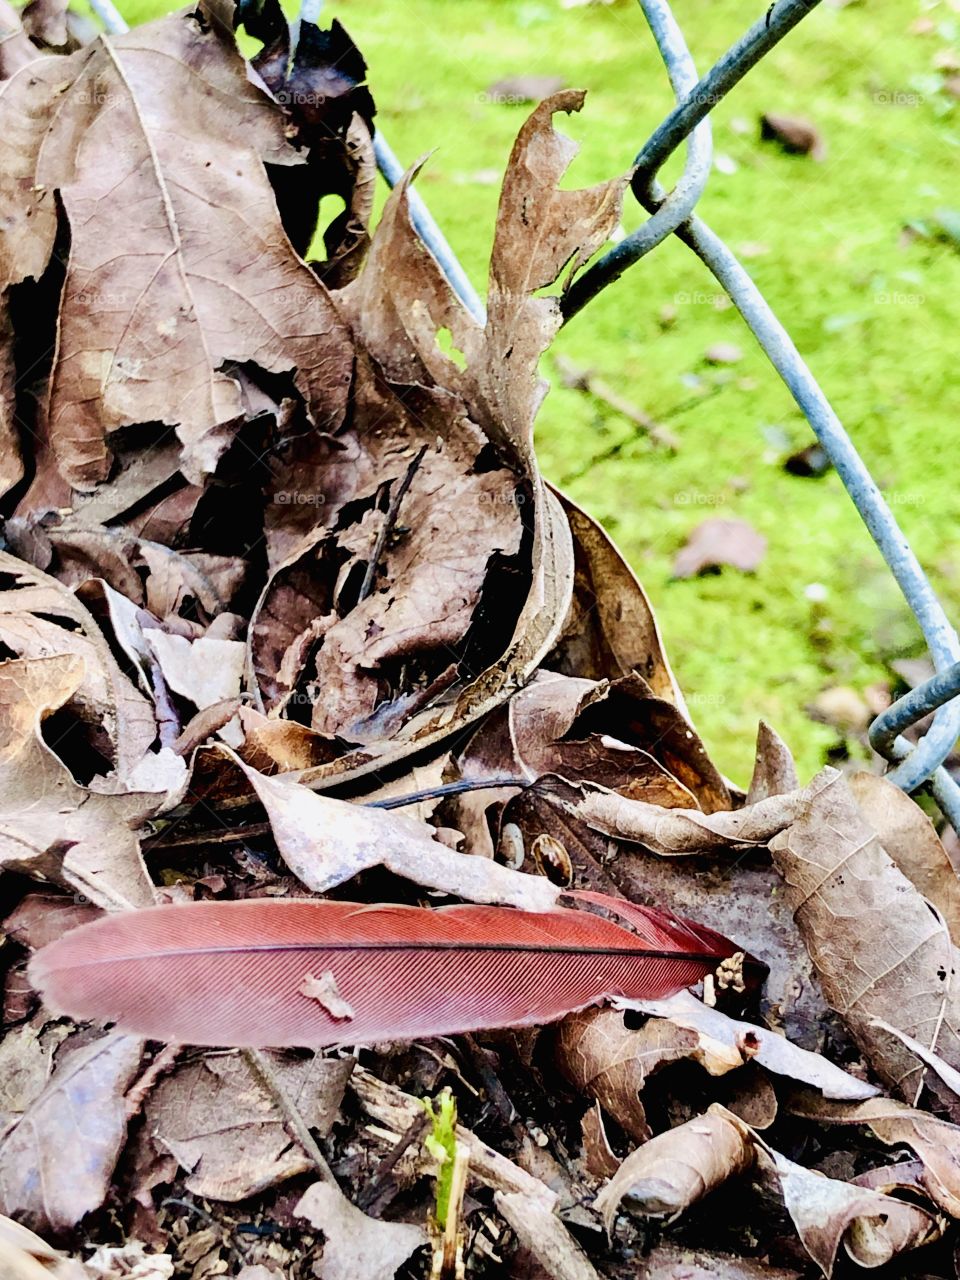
<box><xmin>90</xmin><ymin>0</ymin><xmax>960</xmax><ymax>831</ymax></box>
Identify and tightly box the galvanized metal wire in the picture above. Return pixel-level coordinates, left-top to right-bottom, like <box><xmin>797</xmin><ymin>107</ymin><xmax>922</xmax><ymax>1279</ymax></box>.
<box><xmin>91</xmin><ymin>0</ymin><xmax>960</xmax><ymax>829</ymax></box>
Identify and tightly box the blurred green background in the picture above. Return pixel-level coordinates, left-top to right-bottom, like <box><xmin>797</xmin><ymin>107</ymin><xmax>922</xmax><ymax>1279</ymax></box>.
<box><xmin>121</xmin><ymin>0</ymin><xmax>960</xmax><ymax>785</ymax></box>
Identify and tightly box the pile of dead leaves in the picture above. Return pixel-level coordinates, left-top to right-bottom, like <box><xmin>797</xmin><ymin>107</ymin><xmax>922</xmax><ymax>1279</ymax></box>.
<box><xmin>2</xmin><ymin>1</ymin><xmax>960</xmax><ymax>1277</ymax></box>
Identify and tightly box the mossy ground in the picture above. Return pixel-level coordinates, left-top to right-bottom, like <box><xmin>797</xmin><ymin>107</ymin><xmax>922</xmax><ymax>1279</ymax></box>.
<box><xmin>124</xmin><ymin>0</ymin><xmax>960</xmax><ymax>784</ymax></box>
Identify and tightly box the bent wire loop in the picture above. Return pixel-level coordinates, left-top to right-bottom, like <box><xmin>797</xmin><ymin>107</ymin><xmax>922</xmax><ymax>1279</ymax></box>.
<box><xmin>92</xmin><ymin>0</ymin><xmax>960</xmax><ymax>830</ymax></box>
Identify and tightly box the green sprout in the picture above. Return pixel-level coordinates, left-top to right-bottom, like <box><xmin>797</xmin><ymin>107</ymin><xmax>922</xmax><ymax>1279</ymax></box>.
<box><xmin>421</xmin><ymin>1088</ymin><xmax>457</xmax><ymax>1229</ymax></box>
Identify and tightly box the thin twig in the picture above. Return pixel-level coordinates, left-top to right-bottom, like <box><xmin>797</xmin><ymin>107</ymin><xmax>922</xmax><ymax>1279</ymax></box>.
<box><xmin>554</xmin><ymin>355</ymin><xmax>679</xmax><ymax>451</ymax></box>
<box><xmin>243</xmin><ymin>1048</ymin><xmax>338</xmax><ymax>1186</ymax></box>
<box><xmin>358</xmin><ymin>444</ymin><xmax>428</xmax><ymax>603</ymax></box>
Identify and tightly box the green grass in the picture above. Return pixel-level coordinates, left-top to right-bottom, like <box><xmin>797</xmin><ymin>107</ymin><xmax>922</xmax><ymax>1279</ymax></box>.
<box><xmin>124</xmin><ymin>0</ymin><xmax>960</xmax><ymax>785</ymax></box>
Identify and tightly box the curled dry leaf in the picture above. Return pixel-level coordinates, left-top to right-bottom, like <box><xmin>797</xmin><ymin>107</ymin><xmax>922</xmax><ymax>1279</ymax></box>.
<box><xmin>598</xmin><ymin>1104</ymin><xmax>939</xmax><ymax>1277</ymax></box>
<box><xmin>0</xmin><ymin>655</ymin><xmax>159</xmax><ymax>910</ymax></box>
<box><xmin>0</xmin><ymin>1033</ymin><xmax>144</xmax><ymax>1234</ymax></box>
<box><xmin>790</xmin><ymin>1088</ymin><xmax>960</xmax><ymax>1218</ymax></box>
<box><xmin>544</xmin><ymin>775</ymin><xmax>802</xmax><ymax>856</ymax></box>
<box><xmin>595</xmin><ymin>1106</ymin><xmax>752</xmax><ymax>1228</ymax></box>
<box><xmin>627</xmin><ymin>990</ymin><xmax>878</xmax><ymax>1101</ymax></box>
<box><xmin>294</xmin><ymin>1180</ymin><xmax>428</xmax><ymax>1280</ymax></box>
<box><xmin>769</xmin><ymin>767</ymin><xmax>960</xmax><ymax>1110</ymax></box>
<box><xmin>548</xmin><ymin>491</ymin><xmax>687</xmax><ymax>709</ymax></box>
<box><xmin>137</xmin><ymin>1050</ymin><xmax>353</xmax><ymax>1202</ymax></box>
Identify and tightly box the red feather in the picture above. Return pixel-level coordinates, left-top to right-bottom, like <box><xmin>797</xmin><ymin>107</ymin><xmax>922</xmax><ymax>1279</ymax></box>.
<box><xmin>29</xmin><ymin>895</ymin><xmax>762</xmax><ymax>1048</ymax></box>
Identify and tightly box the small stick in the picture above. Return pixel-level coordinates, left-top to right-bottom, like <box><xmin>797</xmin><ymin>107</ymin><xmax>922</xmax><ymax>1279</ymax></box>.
<box><xmin>357</xmin><ymin>1111</ymin><xmax>429</xmax><ymax>1215</ymax></box>
<box><xmin>358</xmin><ymin>444</ymin><xmax>428</xmax><ymax>603</ymax></box>
<box><xmin>243</xmin><ymin>1048</ymin><xmax>338</xmax><ymax>1186</ymax></box>
<box><xmin>554</xmin><ymin>355</ymin><xmax>680</xmax><ymax>451</ymax></box>
<box><xmin>145</xmin><ymin>777</ymin><xmax>532</xmax><ymax>850</ymax></box>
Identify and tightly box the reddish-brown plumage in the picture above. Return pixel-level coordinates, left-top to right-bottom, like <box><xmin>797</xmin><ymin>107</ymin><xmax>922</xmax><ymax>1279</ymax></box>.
<box><xmin>29</xmin><ymin>895</ymin><xmax>760</xmax><ymax>1048</ymax></box>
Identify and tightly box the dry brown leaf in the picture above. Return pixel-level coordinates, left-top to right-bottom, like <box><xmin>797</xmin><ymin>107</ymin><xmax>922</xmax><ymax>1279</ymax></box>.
<box><xmin>580</xmin><ymin>1102</ymin><xmax>619</xmax><ymax>1180</ymax></box>
<box><xmin>0</xmin><ymin>1033</ymin><xmax>144</xmax><ymax>1233</ymax></box>
<box><xmin>745</xmin><ymin>720</ymin><xmax>799</xmax><ymax>804</ymax></box>
<box><xmin>790</xmin><ymin>1089</ymin><xmax>960</xmax><ymax>1218</ymax></box>
<box><xmin>595</xmin><ymin>1107</ymin><xmax>752</xmax><ymax>1228</ymax></box>
<box><xmin>293</xmin><ymin>1179</ymin><xmax>427</xmax><ymax>1280</ymax></box>
<box><xmin>769</xmin><ymin>767</ymin><xmax>960</xmax><ymax>1108</ymax></box>
<box><xmin>232</xmin><ymin>753</ymin><xmax>560</xmax><ymax>910</ymax></box>
<box><xmin>848</xmin><ymin>769</ymin><xmax>960</xmax><ymax>940</ymax></box>
<box><xmin>19</xmin><ymin>0</ymin><xmax>69</xmax><ymax>49</ymax></box>
<box><xmin>0</xmin><ymin>6</ymin><xmax>352</xmax><ymax>491</ymax></box>
<box><xmin>557</xmin><ymin>1008</ymin><xmax>707</xmax><ymax>1140</ymax></box>
<box><xmin>0</xmin><ymin>655</ymin><xmax>159</xmax><ymax>910</ymax></box>
<box><xmin>548</xmin><ymin>492</ymin><xmax>687</xmax><ymax>708</ymax></box>
<box><xmin>626</xmin><ymin>990</ymin><xmax>878</xmax><ymax>1100</ymax></box>
<box><xmin>0</xmin><ymin>552</ymin><xmax>162</xmax><ymax>782</ymax></box>
<box><xmin>598</xmin><ymin>1105</ymin><xmax>938</xmax><ymax>1276</ymax></box>
<box><xmin>140</xmin><ymin>1050</ymin><xmax>353</xmax><ymax>1202</ymax></box>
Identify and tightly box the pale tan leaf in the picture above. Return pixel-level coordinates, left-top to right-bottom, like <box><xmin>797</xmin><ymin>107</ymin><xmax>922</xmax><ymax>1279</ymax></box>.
<box><xmin>745</xmin><ymin>720</ymin><xmax>799</xmax><ymax>804</ymax></box>
<box><xmin>141</xmin><ymin>1051</ymin><xmax>353</xmax><ymax>1202</ymax></box>
<box><xmin>769</xmin><ymin>767</ymin><xmax>960</xmax><ymax>1108</ymax></box>
<box><xmin>848</xmin><ymin>769</ymin><xmax>960</xmax><ymax>941</ymax></box>
<box><xmin>0</xmin><ymin>1214</ymin><xmax>91</xmax><ymax>1280</ymax></box>
<box><xmin>294</xmin><ymin>1180</ymin><xmax>427</xmax><ymax>1280</ymax></box>
<box><xmin>0</xmin><ymin>1033</ymin><xmax>144</xmax><ymax>1233</ymax></box>
<box><xmin>627</xmin><ymin>990</ymin><xmax>878</xmax><ymax>1100</ymax></box>
<box><xmin>233</xmin><ymin>753</ymin><xmax>560</xmax><ymax>910</ymax></box>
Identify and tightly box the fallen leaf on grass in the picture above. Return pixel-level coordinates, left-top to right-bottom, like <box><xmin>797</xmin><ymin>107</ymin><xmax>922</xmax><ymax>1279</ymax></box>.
<box><xmin>0</xmin><ymin>1033</ymin><xmax>144</xmax><ymax>1233</ymax></box>
<box><xmin>294</xmin><ymin>1179</ymin><xmax>427</xmax><ymax>1280</ymax></box>
<box><xmin>139</xmin><ymin>1050</ymin><xmax>353</xmax><ymax>1202</ymax></box>
<box><xmin>673</xmin><ymin>518</ymin><xmax>766</xmax><ymax>578</ymax></box>
<box><xmin>769</xmin><ymin>767</ymin><xmax>960</xmax><ymax>1109</ymax></box>
<box><xmin>760</xmin><ymin>113</ymin><xmax>826</xmax><ymax>159</ymax></box>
